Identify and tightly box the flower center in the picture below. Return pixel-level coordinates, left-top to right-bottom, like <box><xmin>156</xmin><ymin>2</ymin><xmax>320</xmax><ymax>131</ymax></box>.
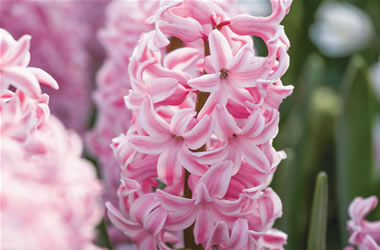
<box><xmin>172</xmin><ymin>135</ymin><xmax>184</xmax><ymax>141</ymax></box>
<box><xmin>220</xmin><ymin>68</ymin><xmax>229</xmax><ymax>79</ymax></box>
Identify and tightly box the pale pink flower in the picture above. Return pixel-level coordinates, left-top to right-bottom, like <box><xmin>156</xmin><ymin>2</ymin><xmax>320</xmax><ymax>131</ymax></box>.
<box><xmin>346</xmin><ymin>196</ymin><xmax>380</xmax><ymax>250</ymax></box>
<box><xmin>1</xmin><ymin>28</ymin><xmax>103</xmax><ymax>250</ymax></box>
<box><xmin>0</xmin><ymin>0</ymin><xmax>97</xmax><ymax>132</ymax></box>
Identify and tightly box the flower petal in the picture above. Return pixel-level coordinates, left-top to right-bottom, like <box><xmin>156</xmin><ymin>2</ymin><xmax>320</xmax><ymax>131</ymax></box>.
<box><xmin>214</xmin><ymin>104</ymin><xmax>240</xmax><ymax>141</ymax></box>
<box><xmin>241</xmin><ymin>110</ymin><xmax>265</xmax><ymax>138</ymax></box>
<box><xmin>208</xmin><ymin>29</ymin><xmax>233</xmax><ymax>70</ymax></box>
<box><xmin>188</xmin><ymin>73</ymin><xmax>221</xmax><ymax>92</ymax></box>
<box><xmin>178</xmin><ymin>148</ymin><xmax>208</xmax><ymax>176</ymax></box>
<box><xmin>128</xmin><ymin>135</ymin><xmax>169</xmax><ymax>154</ymax></box>
<box><xmin>194</xmin><ymin>207</ymin><xmax>213</xmax><ymax>245</ymax></box>
<box><xmin>206</xmin><ymin>221</ymin><xmax>229</xmax><ymax>249</ymax></box>
<box><xmin>239</xmin><ymin>139</ymin><xmax>270</xmax><ymax>174</ymax></box>
<box><xmin>106</xmin><ymin>202</ymin><xmax>142</xmax><ymax>237</ymax></box>
<box><xmin>156</xmin><ymin>189</ymin><xmax>194</xmax><ymax>212</ymax></box>
<box><xmin>148</xmin><ymin>77</ymin><xmax>179</xmax><ymax>103</ymax></box>
<box><xmin>2</xmin><ymin>67</ymin><xmax>41</xmax><ymax>98</ymax></box>
<box><xmin>139</xmin><ymin>96</ymin><xmax>170</xmax><ymax>137</ymax></box>
<box><xmin>28</xmin><ymin>67</ymin><xmax>59</xmax><ymax>90</ymax></box>
<box><xmin>170</xmin><ymin>108</ymin><xmax>196</xmax><ymax>136</ymax></box>
<box><xmin>198</xmin><ymin>161</ymin><xmax>233</xmax><ymax>199</ymax></box>
<box><xmin>157</xmin><ymin>144</ymin><xmax>183</xmax><ymax>186</ymax></box>
<box><xmin>222</xmin><ymin>218</ymin><xmax>249</xmax><ymax>249</ymax></box>
<box><xmin>183</xmin><ymin>114</ymin><xmax>214</xmax><ymax>149</ymax></box>
<box><xmin>143</xmin><ymin>207</ymin><xmax>167</xmax><ymax>236</ymax></box>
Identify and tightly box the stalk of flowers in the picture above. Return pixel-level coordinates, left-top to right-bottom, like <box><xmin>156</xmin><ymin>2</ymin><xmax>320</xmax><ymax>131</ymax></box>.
<box><xmin>86</xmin><ymin>0</ymin><xmax>159</xmax><ymax>207</ymax></box>
<box><xmin>106</xmin><ymin>0</ymin><xmax>293</xmax><ymax>249</ymax></box>
<box><xmin>0</xmin><ymin>28</ymin><xmax>103</xmax><ymax>250</ymax></box>
<box><xmin>345</xmin><ymin>196</ymin><xmax>380</xmax><ymax>250</ymax></box>
<box><xmin>0</xmin><ymin>0</ymin><xmax>102</xmax><ymax>133</ymax></box>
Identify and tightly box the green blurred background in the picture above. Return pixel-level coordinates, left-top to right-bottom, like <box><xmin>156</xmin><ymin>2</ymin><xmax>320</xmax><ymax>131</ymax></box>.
<box><xmin>260</xmin><ymin>0</ymin><xmax>380</xmax><ymax>249</ymax></box>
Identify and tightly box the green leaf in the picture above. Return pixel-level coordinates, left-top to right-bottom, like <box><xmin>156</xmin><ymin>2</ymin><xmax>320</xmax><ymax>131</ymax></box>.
<box><xmin>307</xmin><ymin>172</ymin><xmax>328</xmax><ymax>250</ymax></box>
<box><xmin>336</xmin><ymin>55</ymin><xmax>376</xmax><ymax>245</ymax></box>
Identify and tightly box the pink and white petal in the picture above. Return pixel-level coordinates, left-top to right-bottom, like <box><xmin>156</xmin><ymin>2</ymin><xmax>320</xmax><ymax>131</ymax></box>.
<box><xmin>2</xmin><ymin>67</ymin><xmax>41</xmax><ymax>98</ymax></box>
<box><xmin>106</xmin><ymin>202</ymin><xmax>142</xmax><ymax>237</ymax></box>
<box><xmin>194</xmin><ymin>208</ymin><xmax>213</xmax><ymax>245</ymax></box>
<box><xmin>139</xmin><ymin>96</ymin><xmax>170</xmax><ymax>137</ymax></box>
<box><xmin>206</xmin><ymin>221</ymin><xmax>229</xmax><ymax>249</ymax></box>
<box><xmin>349</xmin><ymin>196</ymin><xmax>378</xmax><ymax>222</ymax></box>
<box><xmin>239</xmin><ymin>139</ymin><xmax>270</xmax><ymax>174</ymax></box>
<box><xmin>188</xmin><ymin>73</ymin><xmax>221</xmax><ymax>92</ymax></box>
<box><xmin>222</xmin><ymin>219</ymin><xmax>249</xmax><ymax>249</ymax></box>
<box><xmin>214</xmin><ymin>104</ymin><xmax>240</xmax><ymax>141</ymax></box>
<box><xmin>128</xmin><ymin>135</ymin><xmax>169</xmax><ymax>155</ymax></box>
<box><xmin>143</xmin><ymin>207</ymin><xmax>168</xmax><ymax>236</ymax></box>
<box><xmin>130</xmin><ymin>193</ymin><xmax>160</xmax><ymax>223</ymax></box>
<box><xmin>194</xmin><ymin>183</ymin><xmax>213</xmax><ymax>205</ymax></box>
<box><xmin>148</xmin><ymin>77</ymin><xmax>179</xmax><ymax>103</ymax></box>
<box><xmin>165</xmin><ymin>206</ymin><xmax>197</xmax><ymax>231</ymax></box>
<box><xmin>164</xmin><ymin>47</ymin><xmax>200</xmax><ymax>70</ymax></box>
<box><xmin>27</xmin><ymin>67</ymin><xmax>59</xmax><ymax>90</ymax></box>
<box><xmin>178</xmin><ymin>149</ymin><xmax>208</xmax><ymax>176</ymax></box>
<box><xmin>227</xmin><ymin>44</ymin><xmax>255</xmax><ymax>73</ymax></box>
<box><xmin>183</xmin><ymin>114</ymin><xmax>214</xmax><ymax>149</ymax></box>
<box><xmin>4</xmin><ymin>34</ymin><xmax>31</xmax><ymax>66</ymax></box>
<box><xmin>214</xmin><ymin>198</ymin><xmax>242</xmax><ymax>216</ymax></box>
<box><xmin>198</xmin><ymin>161</ymin><xmax>233</xmax><ymax>199</ymax></box>
<box><xmin>156</xmin><ymin>189</ymin><xmax>194</xmax><ymax>212</ymax></box>
<box><xmin>253</xmin><ymin>110</ymin><xmax>279</xmax><ymax>145</ymax></box>
<box><xmin>157</xmin><ymin>145</ymin><xmax>183</xmax><ymax>186</ymax></box>
<box><xmin>241</xmin><ymin>110</ymin><xmax>265</xmax><ymax>138</ymax></box>
<box><xmin>193</xmin><ymin>143</ymin><xmax>228</xmax><ymax>165</ymax></box>
<box><xmin>158</xmin><ymin>84</ymin><xmax>189</xmax><ymax>106</ymax></box>
<box><xmin>208</xmin><ymin>29</ymin><xmax>233</xmax><ymax>70</ymax></box>
<box><xmin>170</xmin><ymin>108</ymin><xmax>196</xmax><ymax>136</ymax></box>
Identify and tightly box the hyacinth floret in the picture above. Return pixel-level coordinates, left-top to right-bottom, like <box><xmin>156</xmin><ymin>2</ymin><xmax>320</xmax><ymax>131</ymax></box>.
<box><xmin>107</xmin><ymin>0</ymin><xmax>294</xmax><ymax>249</ymax></box>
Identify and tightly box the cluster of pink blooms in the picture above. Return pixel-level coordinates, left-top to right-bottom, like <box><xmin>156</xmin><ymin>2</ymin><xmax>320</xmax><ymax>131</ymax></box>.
<box><xmin>0</xmin><ymin>0</ymin><xmax>108</xmax><ymax>133</ymax></box>
<box><xmin>345</xmin><ymin>196</ymin><xmax>380</xmax><ymax>250</ymax></box>
<box><xmin>105</xmin><ymin>0</ymin><xmax>294</xmax><ymax>249</ymax></box>
<box><xmin>0</xmin><ymin>29</ymin><xmax>103</xmax><ymax>250</ymax></box>
<box><xmin>87</xmin><ymin>0</ymin><xmax>159</xmax><ymax>206</ymax></box>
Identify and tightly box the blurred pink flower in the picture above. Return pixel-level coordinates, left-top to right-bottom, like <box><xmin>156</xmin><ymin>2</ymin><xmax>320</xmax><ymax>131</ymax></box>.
<box><xmin>1</xmin><ymin>28</ymin><xmax>103</xmax><ymax>250</ymax></box>
<box><xmin>0</xmin><ymin>0</ymin><xmax>107</xmax><ymax>132</ymax></box>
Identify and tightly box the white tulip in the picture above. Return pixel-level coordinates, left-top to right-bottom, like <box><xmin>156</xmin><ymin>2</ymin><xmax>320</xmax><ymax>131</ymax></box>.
<box><xmin>309</xmin><ymin>2</ymin><xmax>373</xmax><ymax>57</ymax></box>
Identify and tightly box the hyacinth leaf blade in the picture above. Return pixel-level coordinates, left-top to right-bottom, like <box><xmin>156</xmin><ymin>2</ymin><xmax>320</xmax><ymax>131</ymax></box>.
<box><xmin>336</xmin><ymin>55</ymin><xmax>376</xmax><ymax>245</ymax></box>
<box><xmin>307</xmin><ymin>172</ymin><xmax>328</xmax><ymax>250</ymax></box>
